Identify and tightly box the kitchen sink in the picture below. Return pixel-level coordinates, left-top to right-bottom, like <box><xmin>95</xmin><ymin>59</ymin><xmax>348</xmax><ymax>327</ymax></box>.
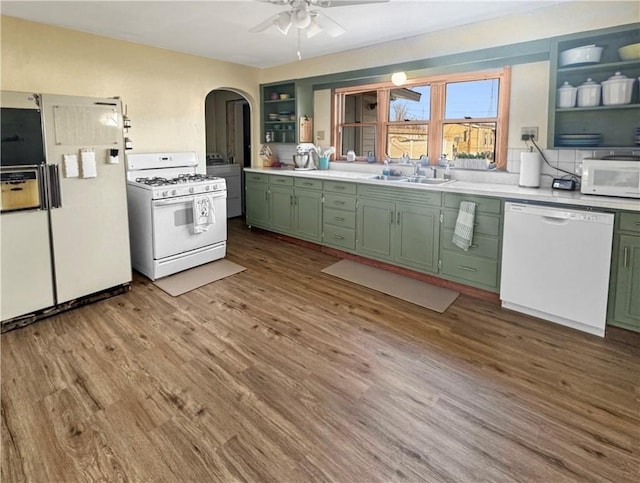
<box><xmin>369</xmin><ymin>175</ymin><xmax>409</xmax><ymax>181</ymax></box>
<box><xmin>407</xmin><ymin>176</ymin><xmax>456</xmax><ymax>185</ymax></box>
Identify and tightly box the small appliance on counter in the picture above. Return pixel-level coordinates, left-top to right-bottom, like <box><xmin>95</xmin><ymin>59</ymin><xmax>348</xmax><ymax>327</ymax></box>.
<box><xmin>581</xmin><ymin>157</ymin><xmax>640</xmax><ymax>198</ymax></box>
<box><xmin>293</xmin><ymin>143</ymin><xmax>318</xmax><ymax>170</ymax></box>
<box><xmin>519</xmin><ymin>151</ymin><xmax>541</xmax><ymax>188</ymax></box>
<box><xmin>206</xmin><ymin>153</ymin><xmax>225</xmax><ymax>165</ymax></box>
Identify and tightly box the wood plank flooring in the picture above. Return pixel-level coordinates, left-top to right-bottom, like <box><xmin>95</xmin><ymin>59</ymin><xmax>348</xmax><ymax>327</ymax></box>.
<box><xmin>2</xmin><ymin>218</ymin><xmax>639</xmax><ymax>482</ymax></box>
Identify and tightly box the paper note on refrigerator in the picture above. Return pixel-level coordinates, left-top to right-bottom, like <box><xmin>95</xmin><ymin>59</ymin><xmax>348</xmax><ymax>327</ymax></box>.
<box><xmin>80</xmin><ymin>148</ymin><xmax>97</xmax><ymax>178</ymax></box>
<box><xmin>63</xmin><ymin>153</ymin><xmax>79</xmax><ymax>178</ymax></box>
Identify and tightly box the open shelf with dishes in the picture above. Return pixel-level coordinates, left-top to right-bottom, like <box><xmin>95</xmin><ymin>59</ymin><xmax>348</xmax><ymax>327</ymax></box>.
<box><xmin>548</xmin><ymin>23</ymin><xmax>640</xmax><ymax>149</ymax></box>
<box><xmin>262</xmin><ymin>82</ymin><xmax>297</xmax><ymax>144</ymax></box>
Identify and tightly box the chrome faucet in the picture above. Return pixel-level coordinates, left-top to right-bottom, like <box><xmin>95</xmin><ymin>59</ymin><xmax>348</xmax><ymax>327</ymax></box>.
<box><xmin>431</xmin><ymin>167</ymin><xmax>438</xmax><ymax>178</ymax></box>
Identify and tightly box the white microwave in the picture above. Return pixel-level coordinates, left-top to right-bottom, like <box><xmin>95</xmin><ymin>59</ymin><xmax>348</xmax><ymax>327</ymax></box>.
<box><xmin>581</xmin><ymin>158</ymin><xmax>640</xmax><ymax>199</ymax></box>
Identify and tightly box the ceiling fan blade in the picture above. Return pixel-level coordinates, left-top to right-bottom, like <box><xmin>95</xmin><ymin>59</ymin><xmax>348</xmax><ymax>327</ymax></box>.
<box><xmin>314</xmin><ymin>12</ymin><xmax>346</xmax><ymax>37</ymax></box>
<box><xmin>311</xmin><ymin>0</ymin><xmax>390</xmax><ymax>7</ymax></box>
<box><xmin>249</xmin><ymin>13</ymin><xmax>281</xmax><ymax>33</ymax></box>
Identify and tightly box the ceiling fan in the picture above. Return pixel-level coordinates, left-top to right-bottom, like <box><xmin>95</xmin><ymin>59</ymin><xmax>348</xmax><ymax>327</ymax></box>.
<box><xmin>250</xmin><ymin>0</ymin><xmax>390</xmax><ymax>38</ymax></box>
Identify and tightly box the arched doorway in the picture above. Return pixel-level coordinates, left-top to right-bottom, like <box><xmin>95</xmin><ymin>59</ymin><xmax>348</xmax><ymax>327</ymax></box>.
<box><xmin>204</xmin><ymin>89</ymin><xmax>251</xmax><ymax>218</ymax></box>
<box><xmin>204</xmin><ymin>89</ymin><xmax>251</xmax><ymax>167</ymax></box>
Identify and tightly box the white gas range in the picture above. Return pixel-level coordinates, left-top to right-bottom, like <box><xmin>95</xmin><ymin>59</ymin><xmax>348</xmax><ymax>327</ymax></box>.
<box><xmin>126</xmin><ymin>152</ymin><xmax>227</xmax><ymax>281</ymax></box>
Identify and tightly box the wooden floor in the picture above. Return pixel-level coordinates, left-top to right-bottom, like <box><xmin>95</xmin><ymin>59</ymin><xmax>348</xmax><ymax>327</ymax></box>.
<box><xmin>2</xmin><ymin>218</ymin><xmax>639</xmax><ymax>482</ymax></box>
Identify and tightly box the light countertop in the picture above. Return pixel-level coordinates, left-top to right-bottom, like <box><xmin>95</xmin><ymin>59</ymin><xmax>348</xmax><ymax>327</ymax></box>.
<box><xmin>244</xmin><ymin>166</ymin><xmax>640</xmax><ymax>212</ymax></box>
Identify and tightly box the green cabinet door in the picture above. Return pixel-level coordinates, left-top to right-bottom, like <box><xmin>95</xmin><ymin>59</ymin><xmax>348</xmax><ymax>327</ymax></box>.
<box><xmin>394</xmin><ymin>203</ymin><xmax>440</xmax><ymax>273</ymax></box>
<box><xmin>245</xmin><ymin>181</ymin><xmax>269</xmax><ymax>228</ymax></box>
<box><xmin>612</xmin><ymin>234</ymin><xmax>640</xmax><ymax>331</ymax></box>
<box><xmin>269</xmin><ymin>185</ymin><xmax>294</xmax><ymax>234</ymax></box>
<box><xmin>294</xmin><ymin>188</ymin><xmax>322</xmax><ymax>242</ymax></box>
<box><xmin>357</xmin><ymin>198</ymin><xmax>394</xmax><ymax>261</ymax></box>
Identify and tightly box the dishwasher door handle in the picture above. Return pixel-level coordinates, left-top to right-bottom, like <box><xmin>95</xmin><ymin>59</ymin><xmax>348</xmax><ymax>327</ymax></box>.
<box><xmin>541</xmin><ymin>215</ymin><xmax>570</xmax><ymax>225</ymax></box>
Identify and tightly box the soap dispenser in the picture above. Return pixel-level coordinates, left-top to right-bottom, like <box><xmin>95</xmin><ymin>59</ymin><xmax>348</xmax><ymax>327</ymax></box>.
<box><xmin>382</xmin><ymin>160</ymin><xmax>390</xmax><ymax>177</ymax></box>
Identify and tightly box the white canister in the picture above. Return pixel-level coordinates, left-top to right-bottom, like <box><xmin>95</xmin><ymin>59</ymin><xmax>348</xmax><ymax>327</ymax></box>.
<box><xmin>577</xmin><ymin>78</ymin><xmax>601</xmax><ymax>107</ymax></box>
<box><xmin>346</xmin><ymin>150</ymin><xmax>356</xmax><ymax>162</ymax></box>
<box><xmin>557</xmin><ymin>81</ymin><xmax>577</xmax><ymax>108</ymax></box>
<box><xmin>602</xmin><ymin>71</ymin><xmax>635</xmax><ymax>105</ymax></box>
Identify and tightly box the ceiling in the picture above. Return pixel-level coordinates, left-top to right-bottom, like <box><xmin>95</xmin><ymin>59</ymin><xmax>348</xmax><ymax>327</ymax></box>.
<box><xmin>1</xmin><ymin>0</ymin><xmax>572</xmax><ymax>68</ymax></box>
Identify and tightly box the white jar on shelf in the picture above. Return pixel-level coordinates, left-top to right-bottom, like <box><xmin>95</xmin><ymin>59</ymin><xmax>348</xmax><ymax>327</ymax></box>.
<box><xmin>557</xmin><ymin>81</ymin><xmax>577</xmax><ymax>108</ymax></box>
<box><xmin>577</xmin><ymin>78</ymin><xmax>601</xmax><ymax>107</ymax></box>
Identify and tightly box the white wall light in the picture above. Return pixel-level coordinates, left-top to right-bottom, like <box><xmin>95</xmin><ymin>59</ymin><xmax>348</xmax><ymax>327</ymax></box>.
<box><xmin>391</xmin><ymin>71</ymin><xmax>407</xmax><ymax>86</ymax></box>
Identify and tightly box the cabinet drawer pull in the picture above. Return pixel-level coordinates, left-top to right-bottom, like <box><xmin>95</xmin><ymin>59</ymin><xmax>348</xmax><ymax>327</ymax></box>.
<box><xmin>334</xmin><ymin>216</ymin><xmax>345</xmax><ymax>222</ymax></box>
<box><xmin>396</xmin><ymin>212</ymin><xmax>401</xmax><ymax>224</ymax></box>
<box><xmin>334</xmin><ymin>200</ymin><xmax>345</xmax><ymax>205</ymax></box>
<box><xmin>265</xmin><ymin>191</ymin><xmax>269</xmax><ymax>201</ymax></box>
<box><xmin>458</xmin><ymin>265</ymin><xmax>477</xmax><ymax>272</ymax></box>
<box><xmin>275</xmin><ymin>179</ymin><xmax>286</xmax><ymax>183</ymax></box>
<box><xmin>636</xmin><ymin>221</ymin><xmax>640</xmax><ymax>226</ymax></box>
<box><xmin>333</xmin><ymin>234</ymin><xmax>344</xmax><ymax>240</ymax></box>
<box><xmin>303</xmin><ymin>182</ymin><xmax>313</xmax><ymax>186</ymax></box>
<box><xmin>334</xmin><ymin>186</ymin><xmax>345</xmax><ymax>190</ymax></box>
<box><xmin>624</xmin><ymin>246</ymin><xmax>629</xmax><ymax>268</ymax></box>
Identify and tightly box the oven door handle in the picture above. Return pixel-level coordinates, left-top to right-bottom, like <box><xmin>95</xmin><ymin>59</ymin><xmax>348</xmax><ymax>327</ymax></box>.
<box><xmin>153</xmin><ymin>193</ymin><xmax>225</xmax><ymax>207</ymax></box>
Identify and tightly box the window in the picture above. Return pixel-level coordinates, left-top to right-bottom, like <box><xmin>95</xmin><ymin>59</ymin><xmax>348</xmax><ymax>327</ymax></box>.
<box><xmin>333</xmin><ymin>68</ymin><xmax>511</xmax><ymax>169</ymax></box>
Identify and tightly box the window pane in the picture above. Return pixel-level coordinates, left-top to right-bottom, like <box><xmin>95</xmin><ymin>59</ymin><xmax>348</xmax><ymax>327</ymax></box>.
<box><xmin>387</xmin><ymin>124</ymin><xmax>428</xmax><ymax>159</ymax></box>
<box><xmin>442</xmin><ymin>122</ymin><xmax>496</xmax><ymax>168</ymax></box>
<box><xmin>344</xmin><ymin>91</ymin><xmax>378</xmax><ymax>123</ymax></box>
<box><xmin>389</xmin><ymin>86</ymin><xmax>430</xmax><ymax>121</ymax></box>
<box><xmin>445</xmin><ymin>79</ymin><xmax>499</xmax><ymax>119</ymax></box>
<box><xmin>342</xmin><ymin>126</ymin><xmax>376</xmax><ymax>157</ymax></box>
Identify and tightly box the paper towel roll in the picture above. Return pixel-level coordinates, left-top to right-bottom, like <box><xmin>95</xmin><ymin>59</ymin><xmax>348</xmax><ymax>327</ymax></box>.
<box><xmin>519</xmin><ymin>152</ymin><xmax>541</xmax><ymax>188</ymax></box>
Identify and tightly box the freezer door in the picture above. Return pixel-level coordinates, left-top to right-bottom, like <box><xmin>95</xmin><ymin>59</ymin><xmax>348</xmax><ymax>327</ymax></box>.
<box><xmin>1</xmin><ymin>210</ymin><xmax>55</xmax><ymax>320</ymax></box>
<box><xmin>40</xmin><ymin>93</ymin><xmax>132</xmax><ymax>303</ymax></box>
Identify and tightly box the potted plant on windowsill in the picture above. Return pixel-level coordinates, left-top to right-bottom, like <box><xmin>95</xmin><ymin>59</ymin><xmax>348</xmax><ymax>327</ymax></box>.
<box><xmin>454</xmin><ymin>152</ymin><xmax>492</xmax><ymax>170</ymax></box>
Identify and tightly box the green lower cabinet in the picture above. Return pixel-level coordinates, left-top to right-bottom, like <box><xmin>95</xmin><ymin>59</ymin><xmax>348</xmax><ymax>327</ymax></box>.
<box><xmin>269</xmin><ymin>185</ymin><xmax>294</xmax><ymax>234</ymax></box>
<box><xmin>610</xmin><ymin>234</ymin><xmax>640</xmax><ymax>332</ymax></box>
<box><xmin>357</xmin><ymin>198</ymin><xmax>440</xmax><ymax>273</ymax></box>
<box><xmin>394</xmin><ymin>203</ymin><xmax>440</xmax><ymax>273</ymax></box>
<box><xmin>245</xmin><ymin>180</ymin><xmax>269</xmax><ymax>228</ymax></box>
<box><xmin>357</xmin><ymin>198</ymin><xmax>394</xmax><ymax>260</ymax></box>
<box><xmin>294</xmin><ymin>188</ymin><xmax>322</xmax><ymax>242</ymax></box>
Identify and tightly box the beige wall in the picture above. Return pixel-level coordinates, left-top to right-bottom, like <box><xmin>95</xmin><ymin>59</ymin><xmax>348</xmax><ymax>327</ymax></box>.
<box><xmin>1</xmin><ymin>15</ymin><xmax>259</xmax><ymax>172</ymax></box>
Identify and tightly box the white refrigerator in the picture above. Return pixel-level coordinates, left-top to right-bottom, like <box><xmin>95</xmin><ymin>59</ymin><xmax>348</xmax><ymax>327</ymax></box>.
<box><xmin>1</xmin><ymin>91</ymin><xmax>131</xmax><ymax>327</ymax></box>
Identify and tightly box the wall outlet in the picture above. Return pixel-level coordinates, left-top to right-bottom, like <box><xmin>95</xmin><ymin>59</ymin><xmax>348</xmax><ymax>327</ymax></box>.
<box><xmin>521</xmin><ymin>127</ymin><xmax>538</xmax><ymax>141</ymax></box>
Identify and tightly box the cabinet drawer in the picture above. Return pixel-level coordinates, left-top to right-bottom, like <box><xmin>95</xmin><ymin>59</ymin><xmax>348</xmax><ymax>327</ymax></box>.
<box><xmin>295</xmin><ymin>177</ymin><xmax>323</xmax><ymax>190</ymax></box>
<box><xmin>324</xmin><ymin>193</ymin><xmax>356</xmax><ymax>211</ymax></box>
<box><xmin>441</xmin><ymin>228</ymin><xmax>500</xmax><ymax>260</ymax></box>
<box><xmin>270</xmin><ymin>175</ymin><xmax>294</xmax><ymax>186</ymax></box>
<box><xmin>619</xmin><ymin>212</ymin><xmax>640</xmax><ymax>234</ymax></box>
<box><xmin>245</xmin><ymin>172</ymin><xmax>268</xmax><ymax>183</ymax></box>
<box><xmin>442</xmin><ymin>209</ymin><xmax>501</xmax><ymax>237</ymax></box>
<box><xmin>323</xmin><ymin>225</ymin><xmax>356</xmax><ymax>250</ymax></box>
<box><xmin>441</xmin><ymin>252</ymin><xmax>499</xmax><ymax>289</ymax></box>
<box><xmin>324</xmin><ymin>180</ymin><xmax>357</xmax><ymax>195</ymax></box>
<box><xmin>323</xmin><ymin>207</ymin><xmax>356</xmax><ymax>229</ymax></box>
<box><xmin>444</xmin><ymin>193</ymin><xmax>502</xmax><ymax>215</ymax></box>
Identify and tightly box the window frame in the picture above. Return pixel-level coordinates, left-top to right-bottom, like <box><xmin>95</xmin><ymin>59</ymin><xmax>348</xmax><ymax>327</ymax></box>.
<box><xmin>332</xmin><ymin>67</ymin><xmax>511</xmax><ymax>169</ymax></box>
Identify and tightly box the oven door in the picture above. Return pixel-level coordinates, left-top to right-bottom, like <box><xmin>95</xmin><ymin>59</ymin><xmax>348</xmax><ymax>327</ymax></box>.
<box><xmin>152</xmin><ymin>192</ymin><xmax>227</xmax><ymax>260</ymax></box>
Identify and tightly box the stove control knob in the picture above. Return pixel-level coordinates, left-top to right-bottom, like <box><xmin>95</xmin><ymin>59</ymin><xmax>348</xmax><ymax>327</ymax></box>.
<box><xmin>172</xmin><ymin>189</ymin><xmax>178</xmax><ymax>196</ymax></box>
<box><xmin>189</xmin><ymin>187</ymin><xmax>195</xmax><ymax>194</ymax></box>
<box><xmin>162</xmin><ymin>191</ymin><xmax>168</xmax><ymax>197</ymax></box>
<box><xmin>205</xmin><ymin>185</ymin><xmax>210</xmax><ymax>191</ymax></box>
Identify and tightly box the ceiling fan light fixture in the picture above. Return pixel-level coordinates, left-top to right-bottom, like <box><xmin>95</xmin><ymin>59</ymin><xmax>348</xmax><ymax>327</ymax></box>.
<box><xmin>275</xmin><ymin>11</ymin><xmax>292</xmax><ymax>35</ymax></box>
<box><xmin>306</xmin><ymin>17</ymin><xmax>322</xmax><ymax>38</ymax></box>
<box><xmin>291</xmin><ymin>7</ymin><xmax>312</xmax><ymax>29</ymax></box>
<box><xmin>391</xmin><ymin>71</ymin><xmax>407</xmax><ymax>86</ymax></box>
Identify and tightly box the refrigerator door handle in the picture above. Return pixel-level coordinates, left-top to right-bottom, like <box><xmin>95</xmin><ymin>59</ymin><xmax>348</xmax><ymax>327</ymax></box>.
<box><xmin>38</xmin><ymin>164</ymin><xmax>49</xmax><ymax>210</ymax></box>
<box><xmin>48</xmin><ymin>164</ymin><xmax>62</xmax><ymax>208</ymax></box>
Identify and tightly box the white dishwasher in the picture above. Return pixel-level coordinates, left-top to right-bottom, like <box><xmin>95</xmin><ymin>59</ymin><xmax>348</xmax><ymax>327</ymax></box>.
<box><xmin>500</xmin><ymin>202</ymin><xmax>614</xmax><ymax>337</ymax></box>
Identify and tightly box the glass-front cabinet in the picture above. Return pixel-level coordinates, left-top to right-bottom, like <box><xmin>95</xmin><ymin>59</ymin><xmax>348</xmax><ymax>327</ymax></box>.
<box><xmin>548</xmin><ymin>23</ymin><xmax>640</xmax><ymax>149</ymax></box>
